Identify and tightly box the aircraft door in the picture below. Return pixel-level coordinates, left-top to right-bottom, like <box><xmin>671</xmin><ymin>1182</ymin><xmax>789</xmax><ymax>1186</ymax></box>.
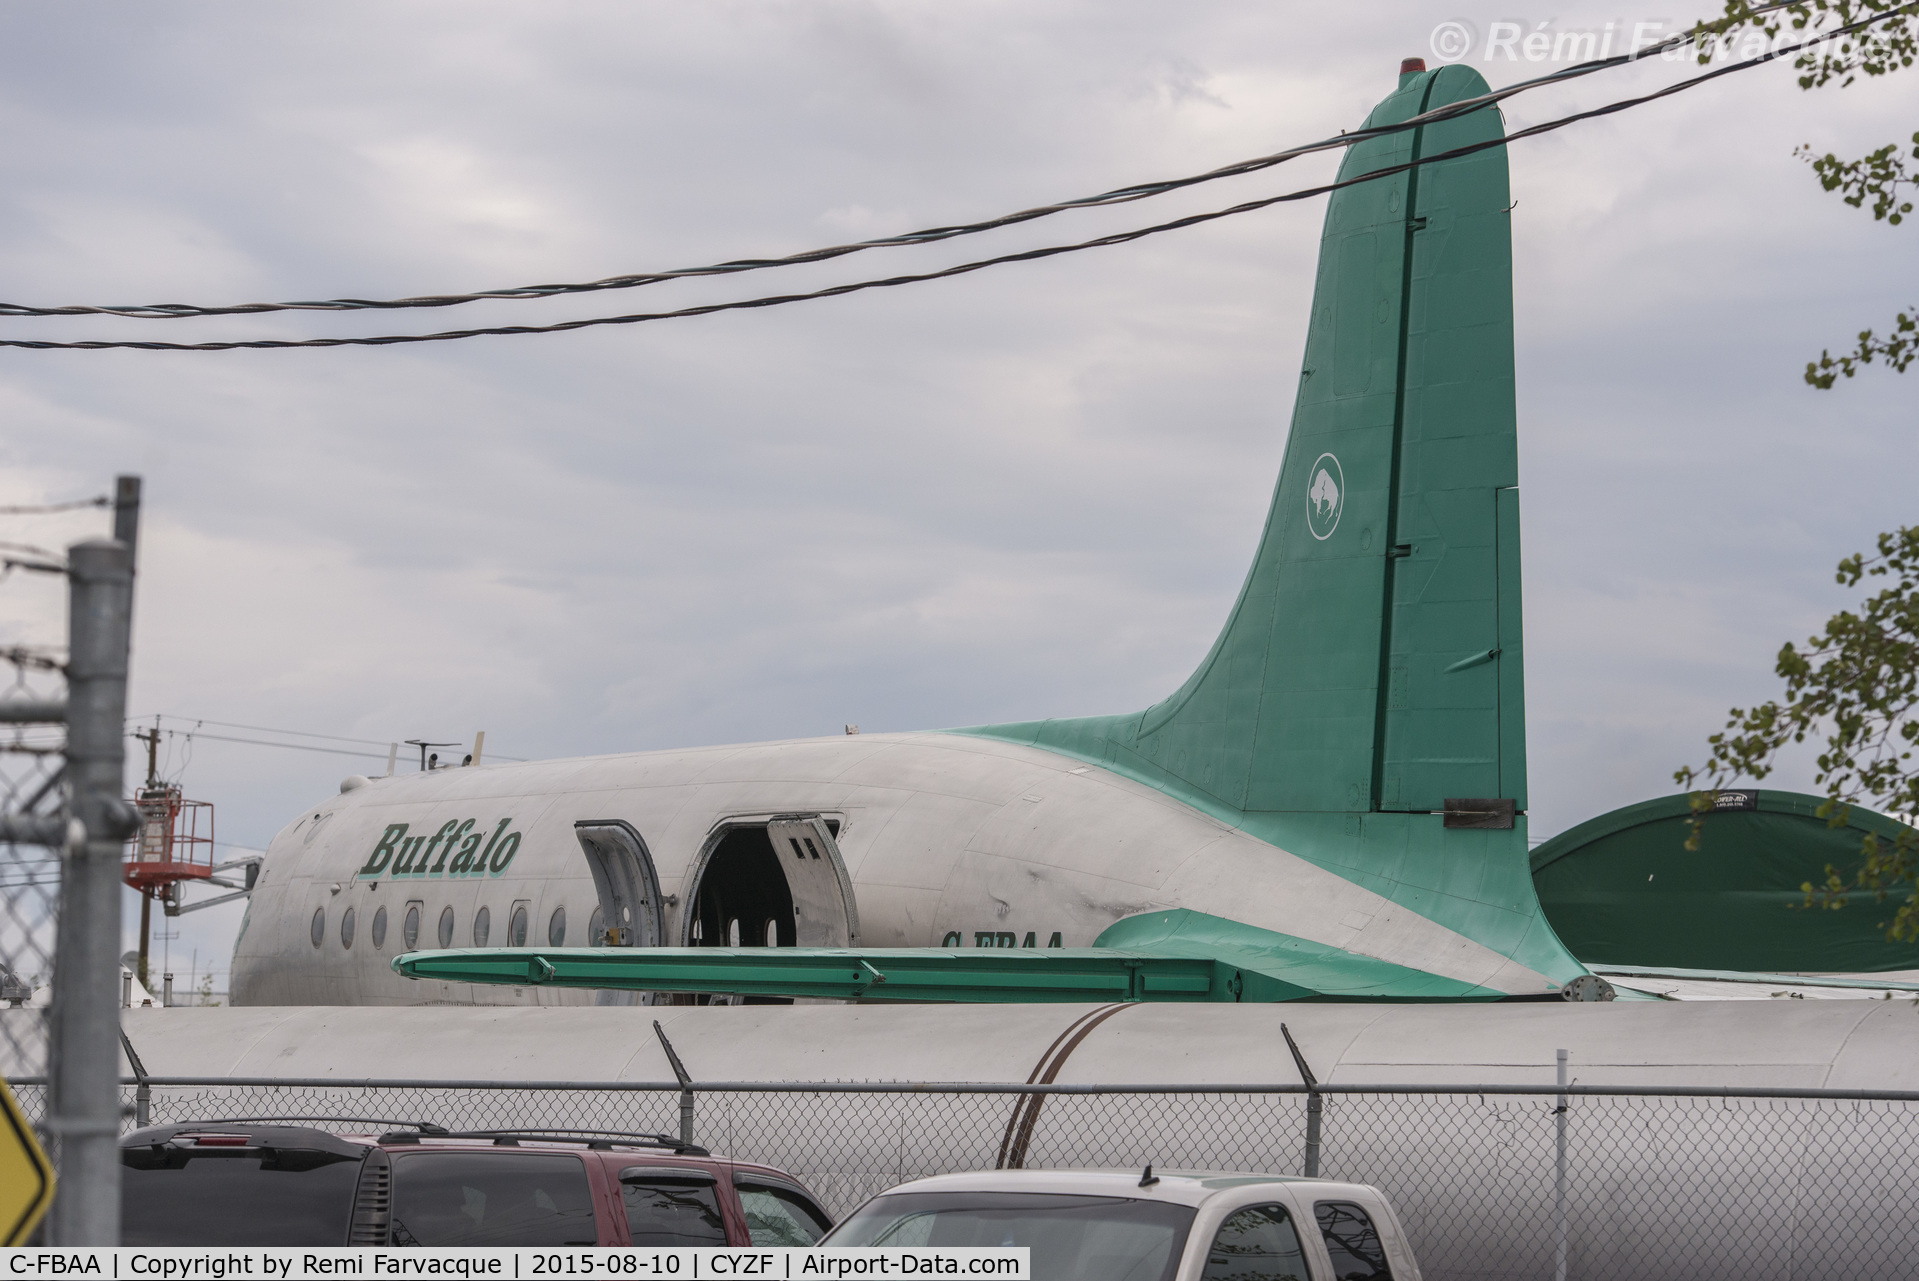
<box><xmin>764</xmin><ymin>817</ymin><xmax>860</xmax><ymax>947</ymax></box>
<box><xmin>573</xmin><ymin>821</ymin><xmax>666</xmax><ymax>948</ymax></box>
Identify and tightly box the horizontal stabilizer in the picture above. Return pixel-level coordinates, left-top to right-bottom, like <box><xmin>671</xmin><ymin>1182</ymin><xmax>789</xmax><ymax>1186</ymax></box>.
<box><xmin>393</xmin><ymin>910</ymin><xmax>1508</xmax><ymax>1003</ymax></box>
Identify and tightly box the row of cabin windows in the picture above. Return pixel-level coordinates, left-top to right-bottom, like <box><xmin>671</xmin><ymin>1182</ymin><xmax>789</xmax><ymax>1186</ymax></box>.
<box><xmin>689</xmin><ymin>917</ymin><xmax>781</xmax><ymax>947</ymax></box>
<box><xmin>309</xmin><ymin>902</ymin><xmax>611</xmax><ymax>951</ymax></box>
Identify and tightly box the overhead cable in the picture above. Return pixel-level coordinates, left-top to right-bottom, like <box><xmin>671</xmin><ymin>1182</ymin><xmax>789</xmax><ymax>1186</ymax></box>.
<box><xmin>0</xmin><ymin>16</ymin><xmax>1871</xmax><ymax>354</ymax></box>
<box><xmin>0</xmin><ymin>496</ymin><xmax>110</xmax><ymax>515</ymax></box>
<box><xmin>134</xmin><ymin>713</ymin><xmax>392</xmax><ymax>748</ymax></box>
<box><xmin>0</xmin><ymin>3</ymin><xmax>1812</xmax><ymax>326</ymax></box>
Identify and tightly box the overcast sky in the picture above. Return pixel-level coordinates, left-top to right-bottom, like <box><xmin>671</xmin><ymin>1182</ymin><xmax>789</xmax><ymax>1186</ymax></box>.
<box><xmin>0</xmin><ymin>3</ymin><xmax>1913</xmax><ymax>989</ymax></box>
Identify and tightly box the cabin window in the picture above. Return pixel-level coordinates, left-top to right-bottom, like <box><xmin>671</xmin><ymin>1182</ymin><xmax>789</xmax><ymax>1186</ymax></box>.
<box><xmin>510</xmin><ymin>903</ymin><xmax>530</xmax><ymax>947</ymax></box>
<box><xmin>763</xmin><ymin>919</ymin><xmax>779</xmax><ymax>947</ymax></box>
<box><xmin>473</xmin><ymin>906</ymin><xmax>491</xmax><ymax>947</ymax></box>
<box><xmin>389</xmin><ymin>1152</ymin><xmax>595</xmax><ymax>1247</ymax></box>
<box><xmin>726</xmin><ymin>918</ymin><xmax>742</xmax><ymax>947</ymax></box>
<box><xmin>437</xmin><ymin>906</ymin><xmax>454</xmax><ymax>948</ymax></box>
<box><xmin>547</xmin><ymin>906</ymin><xmax>566</xmax><ymax>946</ymax></box>
<box><xmin>1203</xmin><ymin>1204</ymin><xmax>1308</xmax><ymax>1281</ymax></box>
<box><xmin>371</xmin><ymin>906</ymin><xmax>388</xmax><ymax>950</ymax></box>
<box><xmin>589</xmin><ymin>906</ymin><xmax>605</xmax><ymax>947</ymax></box>
<box><xmin>736</xmin><ymin>1182</ymin><xmax>831</xmax><ymax>1246</ymax></box>
<box><xmin>619</xmin><ymin>1172</ymin><xmax>726</xmax><ymax>1247</ymax></box>
<box><xmin>340</xmin><ymin>907</ymin><xmax>356</xmax><ymax>950</ymax></box>
<box><xmin>1314</xmin><ymin>1202</ymin><xmax>1393</xmax><ymax>1280</ymax></box>
<box><xmin>403</xmin><ymin>904</ymin><xmax>421</xmax><ymax>950</ymax></box>
<box><xmin>309</xmin><ymin>908</ymin><xmax>325</xmax><ymax>949</ymax></box>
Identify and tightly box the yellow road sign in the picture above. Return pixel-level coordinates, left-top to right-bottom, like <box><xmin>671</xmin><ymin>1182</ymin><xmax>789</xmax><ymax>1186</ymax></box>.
<box><xmin>0</xmin><ymin>1075</ymin><xmax>53</xmax><ymax>1244</ymax></box>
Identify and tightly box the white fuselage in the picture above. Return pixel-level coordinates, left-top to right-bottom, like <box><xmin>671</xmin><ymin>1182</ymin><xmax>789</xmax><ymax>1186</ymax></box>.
<box><xmin>231</xmin><ymin>731</ymin><xmax>1556</xmax><ymax>1006</ymax></box>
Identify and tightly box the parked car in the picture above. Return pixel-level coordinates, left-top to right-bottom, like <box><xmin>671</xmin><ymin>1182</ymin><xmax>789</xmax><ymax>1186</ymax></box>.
<box><xmin>120</xmin><ymin>1121</ymin><xmax>833</xmax><ymax>1248</ymax></box>
<box><xmin>822</xmin><ymin>1168</ymin><xmax>1419</xmax><ymax>1281</ymax></box>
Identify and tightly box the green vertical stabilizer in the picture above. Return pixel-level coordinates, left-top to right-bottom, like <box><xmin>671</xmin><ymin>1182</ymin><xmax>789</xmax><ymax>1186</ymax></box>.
<box><xmin>953</xmin><ymin>65</ymin><xmax>1581</xmax><ymax>984</ymax></box>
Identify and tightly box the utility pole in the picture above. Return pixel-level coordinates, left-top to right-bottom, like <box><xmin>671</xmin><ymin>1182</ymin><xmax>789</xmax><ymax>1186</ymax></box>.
<box><xmin>131</xmin><ymin>723</ymin><xmax>161</xmax><ymax>990</ymax></box>
<box><xmin>46</xmin><ymin>474</ymin><xmax>141</xmax><ymax>1245</ymax></box>
<box><xmin>47</xmin><ymin>536</ymin><xmax>138</xmax><ymax>1244</ymax></box>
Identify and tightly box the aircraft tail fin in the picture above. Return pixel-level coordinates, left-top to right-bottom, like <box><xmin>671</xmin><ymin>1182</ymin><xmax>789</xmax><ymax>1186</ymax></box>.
<box><xmin>955</xmin><ymin>63</ymin><xmax>1582</xmax><ymax>986</ymax></box>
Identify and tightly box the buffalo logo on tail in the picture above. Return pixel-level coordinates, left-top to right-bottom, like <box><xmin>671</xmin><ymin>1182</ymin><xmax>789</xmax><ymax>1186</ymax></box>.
<box><xmin>1306</xmin><ymin>452</ymin><xmax>1344</xmax><ymax>540</ymax></box>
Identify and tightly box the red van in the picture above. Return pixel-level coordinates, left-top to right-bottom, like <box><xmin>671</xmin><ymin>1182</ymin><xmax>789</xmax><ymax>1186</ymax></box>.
<box><xmin>121</xmin><ymin>1121</ymin><xmax>833</xmax><ymax>1248</ymax></box>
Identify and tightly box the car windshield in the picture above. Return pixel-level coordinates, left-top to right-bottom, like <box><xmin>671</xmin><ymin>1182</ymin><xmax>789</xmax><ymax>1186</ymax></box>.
<box><xmin>121</xmin><ymin>1144</ymin><xmax>363</xmax><ymax>1245</ymax></box>
<box><xmin>826</xmin><ymin>1191</ymin><xmax>1193</xmax><ymax>1281</ymax></box>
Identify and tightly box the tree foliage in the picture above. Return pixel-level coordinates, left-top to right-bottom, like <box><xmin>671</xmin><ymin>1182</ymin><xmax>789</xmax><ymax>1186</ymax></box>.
<box><xmin>1692</xmin><ymin>2</ymin><xmax>1916</xmax><ymax>383</ymax></box>
<box><xmin>1678</xmin><ymin>532</ymin><xmax>1919</xmax><ymax>939</ymax></box>
<box><xmin>1675</xmin><ymin>4</ymin><xmax>1919</xmax><ymax>940</ymax></box>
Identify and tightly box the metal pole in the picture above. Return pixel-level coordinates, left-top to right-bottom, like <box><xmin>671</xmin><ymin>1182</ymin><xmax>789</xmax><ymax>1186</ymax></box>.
<box><xmin>162</xmin><ymin>973</ymin><xmax>172</xmax><ymax>1008</ymax></box>
<box><xmin>1303</xmin><ymin>1088</ymin><xmax>1322</xmax><ymax>1179</ymax></box>
<box><xmin>1554</xmin><ymin>1047</ymin><xmax>1570</xmax><ymax>1281</ymax></box>
<box><xmin>1280</xmin><ymin>1023</ymin><xmax>1321</xmax><ymax>1178</ymax></box>
<box><xmin>120</xmin><ymin>1030</ymin><xmax>151</xmax><ymax>1129</ymax></box>
<box><xmin>47</xmin><ymin>537</ymin><xmax>137</xmax><ymax>1245</ymax></box>
<box><xmin>654</xmin><ymin>1020</ymin><xmax>695</xmax><ymax>1148</ymax></box>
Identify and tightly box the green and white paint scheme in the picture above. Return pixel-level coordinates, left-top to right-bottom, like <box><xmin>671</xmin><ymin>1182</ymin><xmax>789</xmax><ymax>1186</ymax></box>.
<box><xmin>235</xmin><ymin>64</ymin><xmax>1596</xmax><ymax>1008</ymax></box>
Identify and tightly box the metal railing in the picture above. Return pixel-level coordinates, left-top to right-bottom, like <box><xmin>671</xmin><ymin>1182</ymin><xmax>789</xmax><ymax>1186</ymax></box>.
<box><xmin>12</xmin><ymin>1074</ymin><xmax>1916</xmax><ymax>1279</ymax></box>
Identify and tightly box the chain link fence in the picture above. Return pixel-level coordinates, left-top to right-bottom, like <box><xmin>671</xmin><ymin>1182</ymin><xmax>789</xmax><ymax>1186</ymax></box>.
<box><xmin>11</xmin><ymin>1076</ymin><xmax>1913</xmax><ymax>1279</ymax></box>
<box><xmin>0</xmin><ymin>642</ymin><xmax>70</xmax><ymax>1078</ymax></box>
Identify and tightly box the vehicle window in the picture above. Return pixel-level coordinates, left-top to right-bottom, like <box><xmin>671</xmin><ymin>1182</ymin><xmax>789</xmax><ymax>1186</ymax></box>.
<box><xmin>474</xmin><ymin>906</ymin><xmax>491</xmax><ymax>946</ymax></box>
<box><xmin>548</xmin><ymin>906</ymin><xmax>566</xmax><ymax>946</ymax></box>
<box><xmin>511</xmin><ymin>904</ymin><xmax>529</xmax><ymax>946</ymax></box>
<box><xmin>1202</xmin><ymin>1204</ymin><xmax>1309</xmax><ymax>1281</ymax></box>
<box><xmin>341</xmin><ymin>907</ymin><xmax>356</xmax><ymax>950</ymax></box>
<box><xmin>621</xmin><ymin>1177</ymin><xmax>727</xmax><ymax>1247</ymax></box>
<box><xmin>372</xmin><ymin>905</ymin><xmax>388</xmax><ymax>950</ymax></box>
<box><xmin>310</xmin><ymin>908</ymin><xmax>325</xmax><ymax>948</ymax></box>
<box><xmin>828</xmin><ymin>1192</ymin><xmax>1192</xmax><ymax>1281</ymax></box>
<box><xmin>1314</xmin><ymin>1201</ymin><xmax>1393</xmax><ymax>1281</ymax></box>
<box><xmin>737</xmin><ymin>1182</ymin><xmax>831</xmax><ymax>1246</ymax></box>
<box><xmin>403</xmin><ymin>904</ymin><xmax>421</xmax><ymax>949</ymax></box>
<box><xmin>438</xmin><ymin>905</ymin><xmax>455</xmax><ymax>947</ymax></box>
<box><xmin>121</xmin><ymin>1144</ymin><xmax>362</xmax><ymax>1245</ymax></box>
<box><xmin>389</xmin><ymin>1152</ymin><xmax>596</xmax><ymax>1246</ymax></box>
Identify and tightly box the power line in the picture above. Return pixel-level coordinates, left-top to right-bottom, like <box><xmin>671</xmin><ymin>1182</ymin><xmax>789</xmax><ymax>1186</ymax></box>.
<box><xmin>134</xmin><ymin>713</ymin><xmax>392</xmax><ymax>748</ymax></box>
<box><xmin>0</xmin><ymin>18</ymin><xmax>1867</xmax><ymax>355</ymax></box>
<box><xmin>0</xmin><ymin>496</ymin><xmax>109</xmax><ymax>515</ymax></box>
<box><xmin>0</xmin><ymin>4</ymin><xmax>1814</xmax><ymax>328</ymax></box>
<box><xmin>155</xmin><ymin>730</ymin><xmax>390</xmax><ymax>762</ymax></box>
<box><xmin>128</xmin><ymin>714</ymin><xmax>527</xmax><ymax>762</ymax></box>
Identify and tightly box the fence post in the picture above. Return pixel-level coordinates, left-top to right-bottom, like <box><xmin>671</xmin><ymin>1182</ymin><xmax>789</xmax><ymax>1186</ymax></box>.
<box><xmin>1554</xmin><ymin>1048</ymin><xmax>1569</xmax><ymax>1281</ymax></box>
<box><xmin>1280</xmin><ymin>1023</ymin><xmax>1321</xmax><ymax>1178</ymax></box>
<box><xmin>653</xmin><ymin>1020</ymin><xmax>695</xmax><ymax>1148</ymax></box>
<box><xmin>47</xmin><ymin>538</ymin><xmax>137</xmax><ymax>1246</ymax></box>
<box><xmin>120</xmin><ymin>1030</ymin><xmax>151</xmax><ymax>1129</ymax></box>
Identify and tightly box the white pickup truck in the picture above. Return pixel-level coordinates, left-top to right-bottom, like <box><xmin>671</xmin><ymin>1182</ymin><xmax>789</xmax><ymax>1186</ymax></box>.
<box><xmin>821</xmin><ymin>1167</ymin><xmax>1420</xmax><ymax>1281</ymax></box>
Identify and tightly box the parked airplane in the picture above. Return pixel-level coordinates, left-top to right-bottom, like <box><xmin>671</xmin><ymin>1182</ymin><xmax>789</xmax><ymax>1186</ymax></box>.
<box><xmin>224</xmin><ymin>60</ymin><xmax>1898</xmax><ymax>1010</ymax></box>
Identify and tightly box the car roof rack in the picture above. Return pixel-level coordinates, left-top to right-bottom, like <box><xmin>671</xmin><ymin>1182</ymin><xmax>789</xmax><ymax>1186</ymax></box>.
<box><xmin>160</xmin><ymin>1116</ymin><xmax>445</xmax><ymax>1132</ymax></box>
<box><xmin>376</xmin><ymin>1126</ymin><xmax>710</xmax><ymax>1156</ymax></box>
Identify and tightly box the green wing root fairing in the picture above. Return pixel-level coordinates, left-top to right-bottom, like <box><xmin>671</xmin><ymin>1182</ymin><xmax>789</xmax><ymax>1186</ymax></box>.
<box><xmin>394</xmin><ymin>909</ymin><xmax>1505</xmax><ymax>1003</ymax></box>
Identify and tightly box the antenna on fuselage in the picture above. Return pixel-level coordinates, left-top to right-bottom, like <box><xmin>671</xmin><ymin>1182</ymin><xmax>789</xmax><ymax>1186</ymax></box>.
<box><xmin>404</xmin><ymin>739</ymin><xmax>459</xmax><ymax>771</ymax></box>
